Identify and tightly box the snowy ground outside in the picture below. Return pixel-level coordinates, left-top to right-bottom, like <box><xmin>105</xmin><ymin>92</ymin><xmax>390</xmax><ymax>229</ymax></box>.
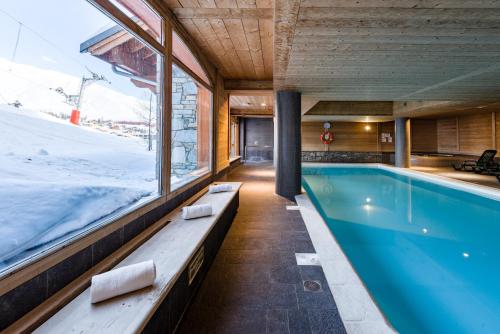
<box><xmin>0</xmin><ymin>105</ymin><xmax>158</xmax><ymax>272</ymax></box>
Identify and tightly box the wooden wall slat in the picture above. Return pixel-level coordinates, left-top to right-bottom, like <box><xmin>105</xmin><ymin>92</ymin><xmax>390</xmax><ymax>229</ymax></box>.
<box><xmin>216</xmin><ymin>74</ymin><xmax>230</xmax><ymax>171</ymax></box>
<box><xmin>437</xmin><ymin>113</ymin><xmax>495</xmax><ymax>155</ymax></box>
<box><xmin>302</xmin><ymin>122</ymin><xmax>378</xmax><ymax>152</ymax></box>
<box><xmin>458</xmin><ymin>113</ymin><xmax>493</xmax><ymax>155</ymax></box>
<box><xmin>411</xmin><ymin>119</ymin><xmax>437</xmax><ymax>152</ymax></box>
<box><xmin>437</xmin><ymin>118</ymin><xmax>458</xmax><ymax>153</ymax></box>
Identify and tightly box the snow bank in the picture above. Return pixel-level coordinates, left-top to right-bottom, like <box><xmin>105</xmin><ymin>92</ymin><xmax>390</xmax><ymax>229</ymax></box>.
<box><xmin>0</xmin><ymin>106</ymin><xmax>158</xmax><ymax>270</ymax></box>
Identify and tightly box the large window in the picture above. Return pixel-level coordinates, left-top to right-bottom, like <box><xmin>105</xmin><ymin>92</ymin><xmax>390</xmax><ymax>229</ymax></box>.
<box><xmin>170</xmin><ymin>31</ymin><xmax>212</xmax><ymax>191</ymax></box>
<box><xmin>0</xmin><ymin>0</ymin><xmax>162</xmax><ymax>273</ymax></box>
<box><xmin>170</xmin><ymin>63</ymin><xmax>212</xmax><ymax>190</ymax></box>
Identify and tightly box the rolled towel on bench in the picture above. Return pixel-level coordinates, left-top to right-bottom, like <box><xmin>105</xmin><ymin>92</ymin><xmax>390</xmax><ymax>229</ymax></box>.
<box><xmin>208</xmin><ymin>183</ymin><xmax>233</xmax><ymax>193</ymax></box>
<box><xmin>90</xmin><ymin>260</ymin><xmax>156</xmax><ymax>304</ymax></box>
<box><xmin>182</xmin><ymin>204</ymin><xmax>213</xmax><ymax>219</ymax></box>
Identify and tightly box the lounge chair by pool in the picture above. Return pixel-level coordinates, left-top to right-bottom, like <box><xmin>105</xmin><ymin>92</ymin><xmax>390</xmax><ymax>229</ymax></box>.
<box><xmin>453</xmin><ymin>149</ymin><xmax>497</xmax><ymax>173</ymax></box>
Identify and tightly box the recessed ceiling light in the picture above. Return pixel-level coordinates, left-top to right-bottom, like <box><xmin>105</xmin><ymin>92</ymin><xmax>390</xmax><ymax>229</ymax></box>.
<box><xmin>364</xmin><ymin>125</ymin><xmax>371</xmax><ymax>131</ymax></box>
<box><xmin>261</xmin><ymin>103</ymin><xmax>267</xmax><ymax>107</ymax></box>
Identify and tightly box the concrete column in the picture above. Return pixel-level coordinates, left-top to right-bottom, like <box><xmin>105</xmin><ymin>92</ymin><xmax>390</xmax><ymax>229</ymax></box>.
<box><xmin>276</xmin><ymin>90</ymin><xmax>301</xmax><ymax>200</ymax></box>
<box><xmin>395</xmin><ymin>117</ymin><xmax>411</xmax><ymax>168</ymax></box>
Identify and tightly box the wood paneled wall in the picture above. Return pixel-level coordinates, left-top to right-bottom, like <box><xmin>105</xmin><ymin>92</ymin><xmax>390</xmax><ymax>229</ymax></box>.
<box><xmin>411</xmin><ymin>119</ymin><xmax>437</xmax><ymax>152</ymax></box>
<box><xmin>302</xmin><ymin>120</ymin><xmax>437</xmax><ymax>153</ymax></box>
<box><xmin>302</xmin><ymin>122</ymin><xmax>378</xmax><ymax>152</ymax></box>
<box><xmin>302</xmin><ymin>113</ymin><xmax>499</xmax><ymax>156</ymax></box>
<box><xmin>437</xmin><ymin>112</ymin><xmax>497</xmax><ymax>155</ymax></box>
<box><xmin>437</xmin><ymin>118</ymin><xmax>458</xmax><ymax>152</ymax></box>
<box><xmin>215</xmin><ymin>74</ymin><xmax>230</xmax><ymax>172</ymax></box>
<box><xmin>458</xmin><ymin>113</ymin><xmax>493</xmax><ymax>154</ymax></box>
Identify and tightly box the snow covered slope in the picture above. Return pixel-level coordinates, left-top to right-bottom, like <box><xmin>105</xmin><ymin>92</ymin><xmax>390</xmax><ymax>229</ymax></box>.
<box><xmin>0</xmin><ymin>58</ymin><xmax>148</xmax><ymax>121</ymax></box>
<box><xmin>0</xmin><ymin>106</ymin><xmax>158</xmax><ymax>271</ymax></box>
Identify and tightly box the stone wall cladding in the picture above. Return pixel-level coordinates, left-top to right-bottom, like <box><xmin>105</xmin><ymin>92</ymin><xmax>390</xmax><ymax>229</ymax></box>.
<box><xmin>301</xmin><ymin>151</ymin><xmax>395</xmax><ymax>164</ymax></box>
<box><xmin>172</xmin><ymin>66</ymin><xmax>198</xmax><ymax>177</ymax></box>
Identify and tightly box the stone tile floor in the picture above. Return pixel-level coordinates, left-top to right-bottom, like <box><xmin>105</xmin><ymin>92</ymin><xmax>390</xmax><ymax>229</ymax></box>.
<box><xmin>411</xmin><ymin>166</ymin><xmax>500</xmax><ymax>189</ymax></box>
<box><xmin>178</xmin><ymin>163</ymin><xmax>346</xmax><ymax>334</ymax></box>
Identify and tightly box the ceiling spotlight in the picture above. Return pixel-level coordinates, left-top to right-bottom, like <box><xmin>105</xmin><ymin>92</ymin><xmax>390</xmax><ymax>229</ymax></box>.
<box><xmin>364</xmin><ymin>125</ymin><xmax>371</xmax><ymax>131</ymax></box>
<box><xmin>261</xmin><ymin>103</ymin><xmax>267</xmax><ymax>107</ymax></box>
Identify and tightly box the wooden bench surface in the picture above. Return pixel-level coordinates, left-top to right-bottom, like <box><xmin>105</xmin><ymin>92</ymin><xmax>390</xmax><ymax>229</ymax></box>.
<box><xmin>34</xmin><ymin>182</ymin><xmax>242</xmax><ymax>334</ymax></box>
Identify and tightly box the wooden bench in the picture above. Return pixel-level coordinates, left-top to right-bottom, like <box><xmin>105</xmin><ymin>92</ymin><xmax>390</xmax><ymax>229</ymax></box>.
<box><xmin>33</xmin><ymin>182</ymin><xmax>241</xmax><ymax>334</ymax></box>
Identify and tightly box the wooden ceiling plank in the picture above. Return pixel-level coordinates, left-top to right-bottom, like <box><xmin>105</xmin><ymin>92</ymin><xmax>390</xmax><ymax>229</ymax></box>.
<box><xmin>178</xmin><ymin>0</ymin><xmax>200</xmax><ymax>7</ymax></box>
<box><xmin>209</xmin><ymin>18</ymin><xmax>245</xmax><ymax>77</ymax></box>
<box><xmin>215</xmin><ymin>0</ymin><xmax>238</xmax><ymax>8</ymax></box>
<box><xmin>192</xmin><ymin>18</ymin><xmax>232</xmax><ymax>73</ymax></box>
<box><xmin>256</xmin><ymin>0</ymin><xmax>273</xmax><ymax>8</ymax></box>
<box><xmin>242</xmin><ymin>18</ymin><xmax>266</xmax><ymax>79</ymax></box>
<box><xmin>163</xmin><ymin>0</ymin><xmax>183</xmax><ymax>8</ymax></box>
<box><xmin>197</xmin><ymin>0</ymin><xmax>217</xmax><ymax>8</ymax></box>
<box><xmin>223</xmin><ymin>18</ymin><xmax>254</xmax><ymax>77</ymax></box>
<box><xmin>237</xmin><ymin>0</ymin><xmax>256</xmax><ymax>8</ymax></box>
<box><xmin>259</xmin><ymin>19</ymin><xmax>273</xmax><ymax>78</ymax></box>
<box><xmin>236</xmin><ymin>50</ymin><xmax>257</xmax><ymax>78</ymax></box>
<box><xmin>180</xmin><ymin>18</ymin><xmax>231</xmax><ymax>76</ymax></box>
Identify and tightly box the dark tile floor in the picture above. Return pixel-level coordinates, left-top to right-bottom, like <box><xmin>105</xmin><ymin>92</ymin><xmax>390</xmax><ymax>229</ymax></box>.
<box><xmin>178</xmin><ymin>163</ymin><xmax>346</xmax><ymax>334</ymax></box>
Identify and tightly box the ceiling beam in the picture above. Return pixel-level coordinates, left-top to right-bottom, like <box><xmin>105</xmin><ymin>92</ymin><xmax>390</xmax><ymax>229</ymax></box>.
<box><xmin>172</xmin><ymin>8</ymin><xmax>273</xmax><ymax>19</ymax></box>
<box><xmin>306</xmin><ymin>101</ymin><xmax>394</xmax><ymax>116</ymax></box>
<box><xmin>224</xmin><ymin>79</ymin><xmax>273</xmax><ymax>90</ymax></box>
<box><xmin>231</xmin><ymin>108</ymin><xmax>273</xmax><ymax>116</ymax></box>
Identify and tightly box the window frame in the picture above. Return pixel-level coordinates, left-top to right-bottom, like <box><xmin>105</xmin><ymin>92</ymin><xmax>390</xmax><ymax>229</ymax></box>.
<box><xmin>167</xmin><ymin>29</ymin><xmax>214</xmax><ymax>197</ymax></box>
<box><xmin>0</xmin><ymin>0</ymin><xmax>217</xmax><ymax>301</ymax></box>
<box><xmin>0</xmin><ymin>0</ymin><xmax>167</xmax><ymax>280</ymax></box>
<box><xmin>169</xmin><ymin>62</ymin><xmax>214</xmax><ymax>194</ymax></box>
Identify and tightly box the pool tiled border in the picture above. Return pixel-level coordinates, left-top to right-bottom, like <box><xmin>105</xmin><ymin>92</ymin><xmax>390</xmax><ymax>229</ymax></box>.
<box><xmin>295</xmin><ymin>193</ymin><xmax>396</xmax><ymax>334</ymax></box>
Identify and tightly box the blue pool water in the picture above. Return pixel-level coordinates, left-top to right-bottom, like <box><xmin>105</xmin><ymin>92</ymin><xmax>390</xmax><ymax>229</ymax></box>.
<box><xmin>302</xmin><ymin>166</ymin><xmax>500</xmax><ymax>334</ymax></box>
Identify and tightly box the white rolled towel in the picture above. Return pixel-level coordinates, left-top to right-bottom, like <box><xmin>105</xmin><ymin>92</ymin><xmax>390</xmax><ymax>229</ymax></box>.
<box><xmin>182</xmin><ymin>204</ymin><xmax>213</xmax><ymax>219</ymax></box>
<box><xmin>90</xmin><ymin>260</ymin><xmax>156</xmax><ymax>304</ymax></box>
<box><xmin>208</xmin><ymin>184</ymin><xmax>233</xmax><ymax>193</ymax></box>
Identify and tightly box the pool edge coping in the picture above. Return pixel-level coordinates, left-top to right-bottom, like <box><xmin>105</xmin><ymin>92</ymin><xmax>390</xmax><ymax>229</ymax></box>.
<box><xmin>295</xmin><ymin>192</ymin><xmax>397</xmax><ymax>334</ymax></box>
<box><xmin>302</xmin><ymin>162</ymin><xmax>500</xmax><ymax>201</ymax></box>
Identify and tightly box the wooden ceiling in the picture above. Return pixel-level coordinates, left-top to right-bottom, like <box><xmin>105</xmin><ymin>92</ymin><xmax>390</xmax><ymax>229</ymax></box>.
<box><xmin>229</xmin><ymin>94</ymin><xmax>273</xmax><ymax>116</ymax></box>
<box><xmin>162</xmin><ymin>0</ymin><xmax>273</xmax><ymax>80</ymax></box>
<box><xmin>230</xmin><ymin>94</ymin><xmax>273</xmax><ymax>109</ymax></box>
<box><xmin>274</xmin><ymin>0</ymin><xmax>500</xmax><ymax>101</ymax></box>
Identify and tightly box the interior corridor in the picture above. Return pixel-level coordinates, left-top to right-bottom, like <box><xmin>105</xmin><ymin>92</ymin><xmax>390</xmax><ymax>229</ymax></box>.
<box><xmin>178</xmin><ymin>163</ymin><xmax>346</xmax><ymax>334</ymax></box>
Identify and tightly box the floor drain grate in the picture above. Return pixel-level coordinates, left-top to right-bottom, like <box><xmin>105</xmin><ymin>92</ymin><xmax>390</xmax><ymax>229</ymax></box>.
<box><xmin>303</xmin><ymin>280</ymin><xmax>322</xmax><ymax>292</ymax></box>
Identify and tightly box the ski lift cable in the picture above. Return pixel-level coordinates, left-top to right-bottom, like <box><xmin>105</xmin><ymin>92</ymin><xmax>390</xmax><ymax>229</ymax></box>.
<box><xmin>10</xmin><ymin>22</ymin><xmax>22</xmax><ymax>63</ymax></box>
<box><xmin>0</xmin><ymin>8</ymin><xmax>88</xmax><ymax>71</ymax></box>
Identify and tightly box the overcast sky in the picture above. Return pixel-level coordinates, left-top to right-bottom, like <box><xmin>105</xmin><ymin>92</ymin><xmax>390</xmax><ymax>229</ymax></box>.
<box><xmin>0</xmin><ymin>0</ymin><xmax>156</xmax><ymax>99</ymax></box>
